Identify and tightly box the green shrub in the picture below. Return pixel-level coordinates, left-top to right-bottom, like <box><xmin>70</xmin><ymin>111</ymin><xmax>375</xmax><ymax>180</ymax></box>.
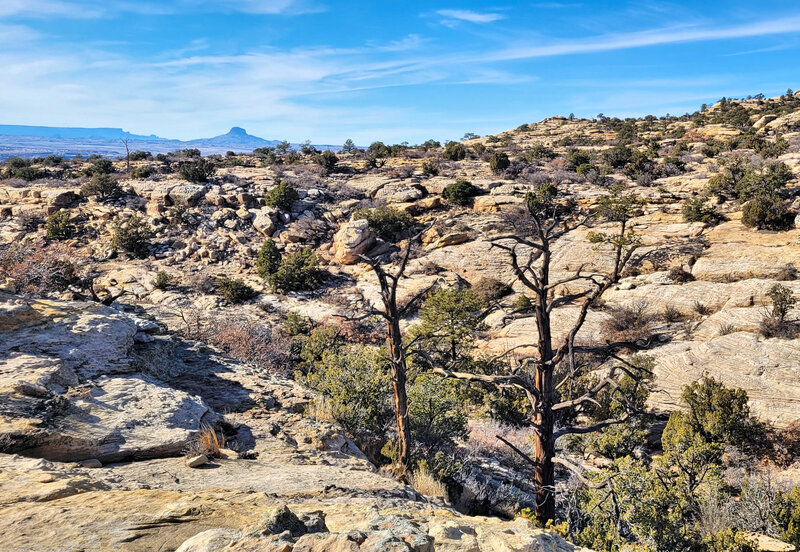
<box><xmin>735</xmin><ymin>161</ymin><xmax>793</xmax><ymax>201</ymax></box>
<box><xmin>353</xmin><ymin>206</ymin><xmax>414</xmax><ymax>241</ymax></box>
<box><xmin>151</xmin><ymin>270</ymin><xmax>174</xmax><ymax>290</ymax></box>
<box><xmin>111</xmin><ymin>215</ymin><xmax>153</xmax><ymax>258</ymax></box>
<box><xmin>766</xmin><ymin>283</ymin><xmax>796</xmax><ymax>322</ymax></box>
<box><xmin>421</xmin><ymin>160</ymin><xmax>439</xmax><ymax>176</ymax></box>
<box><xmin>80</xmin><ymin>174</ymin><xmax>121</xmax><ymax>201</ymax></box>
<box><xmin>701</xmin><ymin>529</ymin><xmax>757</xmax><ymax>552</ymax></box>
<box><xmin>667</xmin><ymin>375</ymin><xmax>765</xmax><ymax>452</ymax></box>
<box><xmin>305</xmin><ymin>344</ymin><xmax>392</xmax><ymax>436</ymax></box>
<box><xmin>257</xmin><ymin>238</ymin><xmax>282</xmax><ymax>279</ymax></box>
<box><xmin>408</xmin><ymin>374</ymin><xmax>468</xmax><ymax>450</ymax></box>
<box><xmin>602</xmin><ymin>145</ymin><xmax>632</xmax><ymax>168</ymax></box>
<box><xmin>565</xmin><ymin>150</ymin><xmax>592</xmax><ymax>169</ymax></box>
<box><xmin>313</xmin><ymin>150</ymin><xmax>338</xmax><ymax>172</ymax></box>
<box><xmin>681</xmin><ymin>195</ymin><xmax>722</xmax><ymax>224</ymax></box>
<box><xmin>179</xmin><ymin>158</ymin><xmax>215</xmax><ymax>183</ymax></box>
<box><xmin>128</xmin><ymin>150</ymin><xmax>151</xmax><ymax>161</ymax></box>
<box><xmin>513</xmin><ymin>294</ymin><xmax>532</xmax><ymax>310</ymax></box>
<box><xmin>489</xmin><ymin>152</ymin><xmax>510</xmax><ymax>173</ymax></box>
<box><xmin>442</xmin><ymin>141</ymin><xmax>467</xmax><ymax>161</ymax></box>
<box><xmin>773</xmin><ymin>487</ymin><xmax>800</xmax><ymax>548</ymax></box>
<box><xmin>741</xmin><ymin>194</ymin><xmax>793</xmax><ymax>230</ymax></box>
<box><xmin>130</xmin><ymin>164</ymin><xmax>154</xmax><ymax>179</ymax></box>
<box><xmin>270</xmin><ymin>248</ymin><xmax>324</xmax><ymax>292</ymax></box>
<box><xmin>265</xmin><ymin>181</ymin><xmax>300</xmax><ymax>211</ymax></box>
<box><xmin>216</xmin><ymin>277</ymin><xmax>256</xmax><ymax>303</ymax></box>
<box><xmin>442</xmin><ymin>178</ymin><xmax>480</xmax><ymax>205</ymax></box>
<box><xmin>45</xmin><ymin>210</ymin><xmax>75</xmax><ymax>240</ymax></box>
<box><xmin>84</xmin><ymin>158</ymin><xmax>114</xmax><ymax>176</ymax></box>
<box><xmin>3</xmin><ymin>157</ymin><xmax>45</xmax><ymax>181</ymax></box>
<box><xmin>521</xmin><ymin>144</ymin><xmax>556</xmax><ymax>162</ymax></box>
<box><xmin>365</xmin><ymin>141</ymin><xmax>390</xmax><ymax>168</ymax></box>
<box><xmin>284</xmin><ymin>311</ymin><xmax>310</xmax><ymax>336</ymax></box>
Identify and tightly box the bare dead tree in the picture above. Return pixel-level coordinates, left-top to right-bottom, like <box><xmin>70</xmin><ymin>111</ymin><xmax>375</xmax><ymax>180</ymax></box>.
<box><xmin>354</xmin><ymin>232</ymin><xmax>435</xmax><ymax>473</ymax></box>
<box><xmin>428</xmin><ymin>185</ymin><xmax>648</xmax><ymax>523</ymax></box>
<box><xmin>122</xmin><ymin>139</ymin><xmax>130</xmax><ymax>174</ymax></box>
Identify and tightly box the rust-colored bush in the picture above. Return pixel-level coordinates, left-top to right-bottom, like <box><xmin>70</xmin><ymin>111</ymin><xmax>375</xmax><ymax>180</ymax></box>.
<box><xmin>0</xmin><ymin>239</ymin><xmax>81</xmax><ymax>295</ymax></box>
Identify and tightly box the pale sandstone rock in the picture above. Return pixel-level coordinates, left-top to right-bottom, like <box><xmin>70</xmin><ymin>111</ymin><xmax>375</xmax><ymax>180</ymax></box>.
<box><xmin>175</xmin><ymin>529</ymin><xmax>237</xmax><ymax>552</ymax></box>
<box><xmin>169</xmin><ymin>184</ymin><xmax>208</xmax><ymax>207</ymax></box>
<box><xmin>333</xmin><ymin>219</ymin><xmax>375</xmax><ymax>265</ymax></box>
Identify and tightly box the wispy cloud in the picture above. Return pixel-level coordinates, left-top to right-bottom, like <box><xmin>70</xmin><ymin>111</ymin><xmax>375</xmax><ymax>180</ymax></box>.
<box><xmin>0</xmin><ymin>0</ymin><xmax>322</xmax><ymax>18</ymax></box>
<box><xmin>483</xmin><ymin>16</ymin><xmax>800</xmax><ymax>61</ymax></box>
<box><xmin>436</xmin><ymin>9</ymin><xmax>505</xmax><ymax>24</ymax></box>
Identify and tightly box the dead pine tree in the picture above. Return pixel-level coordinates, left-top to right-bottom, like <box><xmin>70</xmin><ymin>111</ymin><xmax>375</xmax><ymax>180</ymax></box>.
<box><xmin>353</xmin><ymin>231</ymin><xmax>436</xmax><ymax>474</ymax></box>
<box><xmin>122</xmin><ymin>138</ymin><xmax>130</xmax><ymax>174</ymax></box>
<box><xmin>430</xmin><ymin>183</ymin><xmax>649</xmax><ymax>524</ymax></box>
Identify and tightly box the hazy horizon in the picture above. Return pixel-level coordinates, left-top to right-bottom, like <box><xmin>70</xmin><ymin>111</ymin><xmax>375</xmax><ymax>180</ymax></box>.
<box><xmin>1</xmin><ymin>1</ymin><xmax>799</xmax><ymax>144</ymax></box>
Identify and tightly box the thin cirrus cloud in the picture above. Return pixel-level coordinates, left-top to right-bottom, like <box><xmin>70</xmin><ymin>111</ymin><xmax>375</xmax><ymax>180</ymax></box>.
<box><xmin>482</xmin><ymin>15</ymin><xmax>800</xmax><ymax>62</ymax></box>
<box><xmin>0</xmin><ymin>0</ymin><xmax>321</xmax><ymax>18</ymax></box>
<box><xmin>436</xmin><ymin>9</ymin><xmax>505</xmax><ymax>24</ymax></box>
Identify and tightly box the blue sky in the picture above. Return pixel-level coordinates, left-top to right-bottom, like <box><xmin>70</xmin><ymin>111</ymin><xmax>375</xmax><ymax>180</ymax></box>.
<box><xmin>1</xmin><ymin>1</ymin><xmax>799</xmax><ymax>144</ymax></box>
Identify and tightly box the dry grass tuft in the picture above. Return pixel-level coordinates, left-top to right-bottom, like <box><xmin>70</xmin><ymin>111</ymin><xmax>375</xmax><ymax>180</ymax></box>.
<box><xmin>185</xmin><ymin>423</ymin><xmax>225</xmax><ymax>458</ymax></box>
<box><xmin>408</xmin><ymin>466</ymin><xmax>447</xmax><ymax>498</ymax></box>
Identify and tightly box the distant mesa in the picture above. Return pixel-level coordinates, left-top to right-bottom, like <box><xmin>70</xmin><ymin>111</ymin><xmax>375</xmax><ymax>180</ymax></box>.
<box><xmin>0</xmin><ymin>124</ymin><xmax>342</xmax><ymax>160</ymax></box>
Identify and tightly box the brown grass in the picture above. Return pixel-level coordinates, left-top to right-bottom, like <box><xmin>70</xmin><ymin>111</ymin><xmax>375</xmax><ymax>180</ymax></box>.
<box><xmin>185</xmin><ymin>423</ymin><xmax>225</xmax><ymax>458</ymax></box>
<box><xmin>408</xmin><ymin>466</ymin><xmax>447</xmax><ymax>498</ymax></box>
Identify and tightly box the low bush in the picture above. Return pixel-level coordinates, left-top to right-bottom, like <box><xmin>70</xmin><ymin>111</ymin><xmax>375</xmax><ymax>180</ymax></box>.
<box><xmin>45</xmin><ymin>210</ymin><xmax>75</xmax><ymax>240</ymax></box>
<box><xmin>216</xmin><ymin>277</ymin><xmax>257</xmax><ymax>304</ymax></box>
<box><xmin>305</xmin><ymin>344</ymin><xmax>392</xmax><ymax>437</ymax></box>
<box><xmin>313</xmin><ymin>150</ymin><xmax>338</xmax><ymax>172</ymax></box>
<box><xmin>353</xmin><ymin>206</ymin><xmax>415</xmax><ymax>241</ymax></box>
<box><xmin>151</xmin><ymin>270</ymin><xmax>174</xmax><ymax>290</ymax></box>
<box><xmin>265</xmin><ymin>181</ymin><xmax>299</xmax><ymax>211</ymax></box>
<box><xmin>130</xmin><ymin>164</ymin><xmax>154</xmax><ymax>179</ymax></box>
<box><xmin>741</xmin><ymin>194</ymin><xmax>793</xmax><ymax>230</ymax></box>
<box><xmin>472</xmin><ymin>277</ymin><xmax>512</xmax><ymax>305</ymax></box>
<box><xmin>80</xmin><ymin>174</ymin><xmax>121</xmax><ymax>201</ymax></box>
<box><xmin>442</xmin><ymin>141</ymin><xmax>467</xmax><ymax>161</ymax></box>
<box><xmin>681</xmin><ymin>195</ymin><xmax>723</xmax><ymax>224</ymax></box>
<box><xmin>3</xmin><ymin>157</ymin><xmax>45</xmax><ymax>181</ymax></box>
<box><xmin>270</xmin><ymin>248</ymin><xmax>324</xmax><ymax>293</ymax></box>
<box><xmin>84</xmin><ymin>158</ymin><xmax>114</xmax><ymax>176</ymax></box>
<box><xmin>179</xmin><ymin>158</ymin><xmax>216</xmax><ymax>183</ymax></box>
<box><xmin>257</xmin><ymin>238</ymin><xmax>281</xmax><ymax>279</ymax></box>
<box><xmin>662</xmin><ymin>304</ymin><xmax>685</xmax><ymax>323</ymax></box>
<box><xmin>601</xmin><ymin>302</ymin><xmax>653</xmax><ymax>343</ymax></box>
<box><xmin>421</xmin><ymin>159</ymin><xmax>439</xmax><ymax>177</ymax></box>
<box><xmin>489</xmin><ymin>152</ymin><xmax>510</xmax><ymax>173</ymax></box>
<box><xmin>0</xmin><ymin>240</ymin><xmax>81</xmax><ymax>295</ymax></box>
<box><xmin>442</xmin><ymin>178</ymin><xmax>480</xmax><ymax>205</ymax></box>
<box><xmin>111</xmin><ymin>215</ymin><xmax>153</xmax><ymax>258</ymax></box>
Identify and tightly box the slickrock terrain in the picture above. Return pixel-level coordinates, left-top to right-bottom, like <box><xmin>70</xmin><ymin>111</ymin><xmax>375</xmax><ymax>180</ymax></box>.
<box><xmin>2</xmin><ymin>92</ymin><xmax>800</xmax><ymax>551</ymax></box>
<box><xmin>0</xmin><ymin>292</ymin><xmax>586</xmax><ymax>552</ymax></box>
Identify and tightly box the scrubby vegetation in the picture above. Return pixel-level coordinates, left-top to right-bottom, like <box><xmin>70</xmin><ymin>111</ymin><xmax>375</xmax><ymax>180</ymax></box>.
<box><xmin>264</xmin><ymin>180</ymin><xmax>299</xmax><ymax>210</ymax></box>
<box><xmin>2</xmin><ymin>90</ymin><xmax>800</xmax><ymax>552</ymax></box>
<box><xmin>353</xmin><ymin>206</ymin><xmax>415</xmax><ymax>241</ymax></box>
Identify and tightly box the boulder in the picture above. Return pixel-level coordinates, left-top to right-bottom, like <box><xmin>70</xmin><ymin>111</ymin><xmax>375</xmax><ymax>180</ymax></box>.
<box><xmin>185</xmin><ymin>455</ymin><xmax>209</xmax><ymax>468</ymax></box>
<box><xmin>333</xmin><ymin>219</ymin><xmax>376</xmax><ymax>265</ymax></box>
<box><xmin>169</xmin><ymin>184</ymin><xmax>207</xmax><ymax>207</ymax></box>
<box><xmin>41</xmin><ymin>190</ymin><xmax>78</xmax><ymax>207</ymax></box>
<box><xmin>252</xmin><ymin>209</ymin><xmax>277</xmax><ymax>237</ymax></box>
<box><xmin>175</xmin><ymin>529</ymin><xmax>236</xmax><ymax>552</ymax></box>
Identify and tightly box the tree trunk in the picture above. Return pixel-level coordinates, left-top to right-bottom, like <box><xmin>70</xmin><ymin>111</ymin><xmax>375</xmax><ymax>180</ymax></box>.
<box><xmin>387</xmin><ymin>313</ymin><xmax>411</xmax><ymax>471</ymax></box>
<box><xmin>533</xmin><ymin>249</ymin><xmax>556</xmax><ymax>524</ymax></box>
<box><xmin>532</xmin><ymin>405</ymin><xmax>556</xmax><ymax>524</ymax></box>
